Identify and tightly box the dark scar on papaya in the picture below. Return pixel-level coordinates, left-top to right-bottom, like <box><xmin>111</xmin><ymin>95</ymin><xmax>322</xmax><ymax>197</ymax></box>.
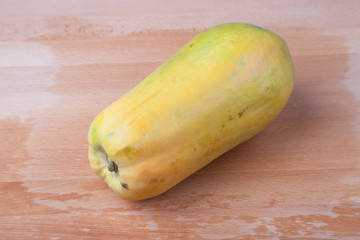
<box><xmin>238</xmin><ymin>106</ymin><xmax>248</xmax><ymax>118</ymax></box>
<box><xmin>108</xmin><ymin>160</ymin><xmax>118</xmax><ymax>173</ymax></box>
<box><xmin>121</xmin><ymin>183</ymin><xmax>129</xmax><ymax>189</ymax></box>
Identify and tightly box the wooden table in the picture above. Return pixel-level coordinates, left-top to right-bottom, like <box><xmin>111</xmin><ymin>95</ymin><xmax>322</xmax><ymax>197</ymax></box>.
<box><xmin>1</xmin><ymin>1</ymin><xmax>359</xmax><ymax>239</ymax></box>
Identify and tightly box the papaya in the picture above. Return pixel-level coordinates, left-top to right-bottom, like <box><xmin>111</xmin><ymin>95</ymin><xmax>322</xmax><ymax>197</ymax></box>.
<box><xmin>88</xmin><ymin>23</ymin><xmax>294</xmax><ymax>201</ymax></box>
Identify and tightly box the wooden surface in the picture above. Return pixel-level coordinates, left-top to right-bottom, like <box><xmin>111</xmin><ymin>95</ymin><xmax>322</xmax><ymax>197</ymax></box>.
<box><xmin>1</xmin><ymin>1</ymin><xmax>360</xmax><ymax>239</ymax></box>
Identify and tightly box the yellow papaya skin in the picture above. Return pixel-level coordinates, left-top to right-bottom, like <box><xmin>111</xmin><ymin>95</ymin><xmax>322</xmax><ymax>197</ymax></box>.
<box><xmin>88</xmin><ymin>23</ymin><xmax>294</xmax><ymax>201</ymax></box>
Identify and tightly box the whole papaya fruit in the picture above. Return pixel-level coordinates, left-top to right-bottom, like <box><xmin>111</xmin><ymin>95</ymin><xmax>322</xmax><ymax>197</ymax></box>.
<box><xmin>88</xmin><ymin>23</ymin><xmax>294</xmax><ymax>200</ymax></box>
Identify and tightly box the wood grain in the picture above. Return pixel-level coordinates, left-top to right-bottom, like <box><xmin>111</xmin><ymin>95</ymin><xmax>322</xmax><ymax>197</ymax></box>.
<box><xmin>1</xmin><ymin>1</ymin><xmax>360</xmax><ymax>239</ymax></box>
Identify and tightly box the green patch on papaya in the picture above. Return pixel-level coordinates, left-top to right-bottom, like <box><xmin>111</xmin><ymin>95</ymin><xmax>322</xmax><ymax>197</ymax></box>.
<box><xmin>238</xmin><ymin>55</ymin><xmax>245</xmax><ymax>68</ymax></box>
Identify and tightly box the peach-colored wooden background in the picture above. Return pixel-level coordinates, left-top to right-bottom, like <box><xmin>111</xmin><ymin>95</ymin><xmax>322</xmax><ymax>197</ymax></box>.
<box><xmin>1</xmin><ymin>1</ymin><xmax>360</xmax><ymax>239</ymax></box>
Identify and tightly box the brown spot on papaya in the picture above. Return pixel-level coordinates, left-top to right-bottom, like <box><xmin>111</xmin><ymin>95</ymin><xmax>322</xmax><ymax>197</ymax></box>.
<box><xmin>150</xmin><ymin>178</ymin><xmax>158</xmax><ymax>184</ymax></box>
<box><xmin>141</xmin><ymin>169</ymin><xmax>150</xmax><ymax>176</ymax></box>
